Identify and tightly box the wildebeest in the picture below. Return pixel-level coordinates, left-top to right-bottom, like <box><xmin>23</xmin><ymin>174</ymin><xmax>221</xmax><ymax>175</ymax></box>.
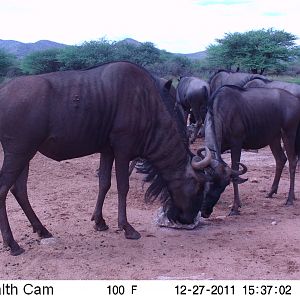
<box><xmin>243</xmin><ymin>77</ymin><xmax>300</xmax><ymax>99</ymax></box>
<box><xmin>0</xmin><ymin>61</ymin><xmax>212</xmax><ymax>255</ymax></box>
<box><xmin>209</xmin><ymin>70</ymin><xmax>266</xmax><ymax>93</ymax></box>
<box><xmin>176</xmin><ymin>76</ymin><xmax>210</xmax><ymax>143</ymax></box>
<box><xmin>201</xmin><ymin>85</ymin><xmax>300</xmax><ymax>217</ymax></box>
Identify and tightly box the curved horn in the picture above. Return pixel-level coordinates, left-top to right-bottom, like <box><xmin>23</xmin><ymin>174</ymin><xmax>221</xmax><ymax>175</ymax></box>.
<box><xmin>230</xmin><ymin>162</ymin><xmax>247</xmax><ymax>177</ymax></box>
<box><xmin>191</xmin><ymin>146</ymin><xmax>212</xmax><ymax>170</ymax></box>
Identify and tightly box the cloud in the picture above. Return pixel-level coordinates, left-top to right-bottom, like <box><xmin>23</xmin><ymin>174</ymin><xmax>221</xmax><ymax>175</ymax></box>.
<box><xmin>263</xmin><ymin>12</ymin><xmax>285</xmax><ymax>17</ymax></box>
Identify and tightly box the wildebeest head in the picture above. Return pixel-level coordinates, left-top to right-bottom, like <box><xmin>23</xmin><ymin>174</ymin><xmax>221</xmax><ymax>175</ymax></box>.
<box><xmin>195</xmin><ymin>149</ymin><xmax>247</xmax><ymax>218</ymax></box>
<box><xmin>165</xmin><ymin>147</ymin><xmax>212</xmax><ymax>224</ymax></box>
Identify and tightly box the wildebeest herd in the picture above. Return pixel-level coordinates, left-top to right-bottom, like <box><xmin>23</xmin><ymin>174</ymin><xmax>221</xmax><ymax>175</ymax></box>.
<box><xmin>0</xmin><ymin>62</ymin><xmax>299</xmax><ymax>256</ymax></box>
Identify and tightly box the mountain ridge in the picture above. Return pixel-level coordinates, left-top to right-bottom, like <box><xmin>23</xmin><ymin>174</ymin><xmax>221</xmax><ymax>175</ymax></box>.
<box><xmin>0</xmin><ymin>39</ymin><xmax>68</xmax><ymax>58</ymax></box>
<box><xmin>0</xmin><ymin>38</ymin><xmax>206</xmax><ymax>60</ymax></box>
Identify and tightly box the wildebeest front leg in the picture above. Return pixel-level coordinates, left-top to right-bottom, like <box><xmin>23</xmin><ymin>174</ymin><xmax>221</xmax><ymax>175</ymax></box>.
<box><xmin>114</xmin><ymin>156</ymin><xmax>141</xmax><ymax>240</ymax></box>
<box><xmin>10</xmin><ymin>164</ymin><xmax>52</xmax><ymax>238</ymax></box>
<box><xmin>282</xmin><ymin>132</ymin><xmax>297</xmax><ymax>205</ymax></box>
<box><xmin>92</xmin><ymin>150</ymin><xmax>114</xmax><ymax>231</ymax></box>
<box><xmin>267</xmin><ymin>138</ymin><xmax>287</xmax><ymax>198</ymax></box>
<box><xmin>229</xmin><ymin>148</ymin><xmax>242</xmax><ymax>216</ymax></box>
<box><xmin>0</xmin><ymin>152</ymin><xmax>34</xmax><ymax>256</ymax></box>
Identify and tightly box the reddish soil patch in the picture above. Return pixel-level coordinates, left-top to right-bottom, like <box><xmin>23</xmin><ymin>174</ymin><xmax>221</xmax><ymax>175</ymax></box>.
<box><xmin>0</xmin><ymin>142</ymin><xmax>300</xmax><ymax>280</ymax></box>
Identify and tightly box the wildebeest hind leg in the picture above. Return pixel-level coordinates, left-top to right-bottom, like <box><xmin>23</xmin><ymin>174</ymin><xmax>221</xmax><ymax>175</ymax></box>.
<box><xmin>10</xmin><ymin>164</ymin><xmax>52</xmax><ymax>238</ymax></box>
<box><xmin>267</xmin><ymin>139</ymin><xmax>287</xmax><ymax>198</ymax></box>
<box><xmin>114</xmin><ymin>156</ymin><xmax>141</xmax><ymax>240</ymax></box>
<box><xmin>92</xmin><ymin>150</ymin><xmax>114</xmax><ymax>231</ymax></box>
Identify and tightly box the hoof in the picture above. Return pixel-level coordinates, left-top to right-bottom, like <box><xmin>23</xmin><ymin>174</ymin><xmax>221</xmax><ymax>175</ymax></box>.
<box><xmin>228</xmin><ymin>209</ymin><xmax>240</xmax><ymax>216</ymax></box>
<box><xmin>285</xmin><ymin>201</ymin><xmax>294</xmax><ymax>206</ymax></box>
<box><xmin>10</xmin><ymin>245</ymin><xmax>25</xmax><ymax>256</ymax></box>
<box><xmin>94</xmin><ymin>222</ymin><xmax>109</xmax><ymax>231</ymax></box>
<box><xmin>266</xmin><ymin>192</ymin><xmax>276</xmax><ymax>198</ymax></box>
<box><xmin>125</xmin><ymin>230</ymin><xmax>141</xmax><ymax>240</ymax></box>
<box><xmin>37</xmin><ymin>228</ymin><xmax>53</xmax><ymax>238</ymax></box>
<box><xmin>123</xmin><ymin>224</ymin><xmax>141</xmax><ymax>240</ymax></box>
<box><xmin>266</xmin><ymin>188</ymin><xmax>277</xmax><ymax>198</ymax></box>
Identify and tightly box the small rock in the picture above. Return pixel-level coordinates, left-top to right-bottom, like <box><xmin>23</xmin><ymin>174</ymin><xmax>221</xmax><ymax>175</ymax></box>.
<box><xmin>271</xmin><ymin>221</ymin><xmax>277</xmax><ymax>226</ymax></box>
<box><xmin>155</xmin><ymin>207</ymin><xmax>202</xmax><ymax>229</ymax></box>
<box><xmin>250</xmin><ymin>178</ymin><xmax>258</xmax><ymax>183</ymax></box>
<box><xmin>40</xmin><ymin>237</ymin><xmax>57</xmax><ymax>245</ymax></box>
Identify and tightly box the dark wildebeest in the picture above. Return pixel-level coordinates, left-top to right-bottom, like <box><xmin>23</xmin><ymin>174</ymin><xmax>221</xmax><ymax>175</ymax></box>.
<box><xmin>209</xmin><ymin>70</ymin><xmax>266</xmax><ymax>93</ymax></box>
<box><xmin>176</xmin><ymin>76</ymin><xmax>210</xmax><ymax>143</ymax></box>
<box><xmin>244</xmin><ymin>77</ymin><xmax>300</xmax><ymax>99</ymax></box>
<box><xmin>201</xmin><ymin>85</ymin><xmax>300</xmax><ymax>218</ymax></box>
<box><xmin>0</xmin><ymin>61</ymin><xmax>213</xmax><ymax>255</ymax></box>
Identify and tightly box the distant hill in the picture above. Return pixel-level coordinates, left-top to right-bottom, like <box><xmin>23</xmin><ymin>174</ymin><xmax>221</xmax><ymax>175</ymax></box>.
<box><xmin>119</xmin><ymin>38</ymin><xmax>207</xmax><ymax>60</ymax></box>
<box><xmin>0</xmin><ymin>38</ymin><xmax>206</xmax><ymax>60</ymax></box>
<box><xmin>0</xmin><ymin>39</ymin><xmax>67</xmax><ymax>58</ymax></box>
<box><xmin>175</xmin><ymin>51</ymin><xmax>207</xmax><ymax>60</ymax></box>
<box><xmin>117</xmin><ymin>38</ymin><xmax>142</xmax><ymax>47</ymax></box>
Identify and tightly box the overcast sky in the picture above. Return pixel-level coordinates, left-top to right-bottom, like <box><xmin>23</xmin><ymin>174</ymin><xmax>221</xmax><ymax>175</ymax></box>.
<box><xmin>1</xmin><ymin>0</ymin><xmax>299</xmax><ymax>53</ymax></box>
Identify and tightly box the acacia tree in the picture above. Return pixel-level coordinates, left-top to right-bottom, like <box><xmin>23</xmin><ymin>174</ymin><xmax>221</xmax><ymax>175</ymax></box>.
<box><xmin>58</xmin><ymin>39</ymin><xmax>116</xmax><ymax>70</ymax></box>
<box><xmin>21</xmin><ymin>48</ymin><xmax>63</xmax><ymax>74</ymax></box>
<box><xmin>206</xmin><ymin>28</ymin><xmax>300</xmax><ymax>74</ymax></box>
<box><xmin>133</xmin><ymin>42</ymin><xmax>161</xmax><ymax>66</ymax></box>
<box><xmin>0</xmin><ymin>49</ymin><xmax>16</xmax><ymax>77</ymax></box>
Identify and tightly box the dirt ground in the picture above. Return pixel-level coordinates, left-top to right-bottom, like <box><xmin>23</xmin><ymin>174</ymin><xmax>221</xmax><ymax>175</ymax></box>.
<box><xmin>0</xmin><ymin>141</ymin><xmax>300</xmax><ymax>280</ymax></box>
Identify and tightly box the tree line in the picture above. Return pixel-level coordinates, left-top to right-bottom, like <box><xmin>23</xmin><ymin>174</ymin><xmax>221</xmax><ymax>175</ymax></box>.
<box><xmin>1</xmin><ymin>28</ymin><xmax>300</xmax><ymax>83</ymax></box>
<box><xmin>0</xmin><ymin>39</ymin><xmax>196</xmax><ymax>81</ymax></box>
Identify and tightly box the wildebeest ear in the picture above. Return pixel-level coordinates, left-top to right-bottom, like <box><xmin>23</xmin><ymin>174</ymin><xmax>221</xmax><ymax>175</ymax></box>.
<box><xmin>164</xmin><ymin>79</ymin><xmax>173</xmax><ymax>91</ymax></box>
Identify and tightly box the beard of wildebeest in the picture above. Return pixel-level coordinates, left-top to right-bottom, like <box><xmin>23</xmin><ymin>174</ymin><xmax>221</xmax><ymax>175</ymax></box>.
<box><xmin>0</xmin><ymin>61</ymin><xmax>212</xmax><ymax>256</ymax></box>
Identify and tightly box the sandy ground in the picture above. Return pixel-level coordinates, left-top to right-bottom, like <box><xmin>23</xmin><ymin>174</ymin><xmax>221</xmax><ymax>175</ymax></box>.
<box><xmin>0</xmin><ymin>142</ymin><xmax>300</xmax><ymax>280</ymax></box>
